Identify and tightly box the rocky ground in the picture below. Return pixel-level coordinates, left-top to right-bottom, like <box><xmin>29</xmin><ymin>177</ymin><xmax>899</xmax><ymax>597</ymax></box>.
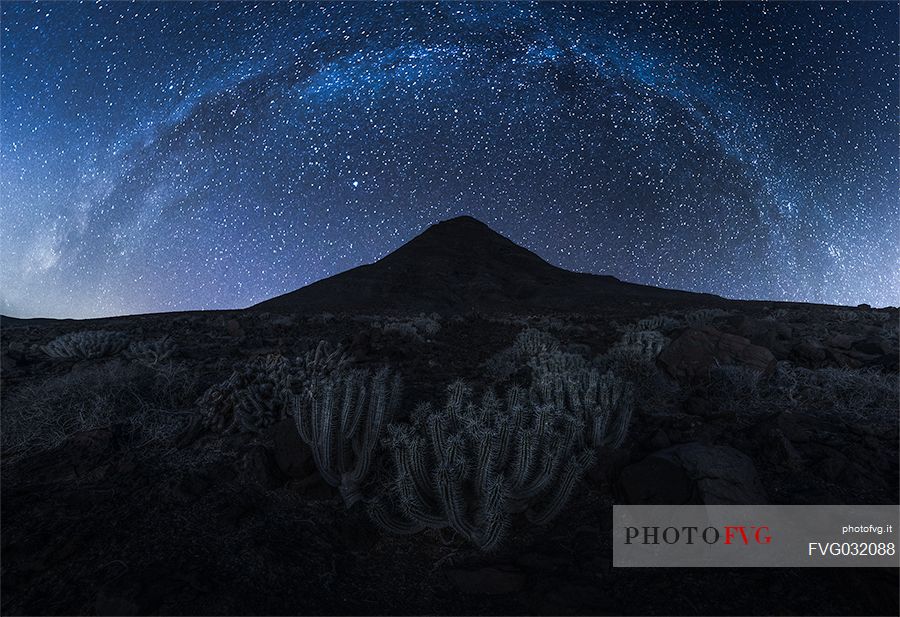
<box><xmin>1</xmin><ymin>299</ymin><xmax>898</xmax><ymax>615</ymax></box>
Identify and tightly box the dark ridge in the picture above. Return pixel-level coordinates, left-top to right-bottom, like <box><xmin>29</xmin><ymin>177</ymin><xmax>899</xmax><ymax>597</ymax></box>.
<box><xmin>252</xmin><ymin>216</ymin><xmax>721</xmax><ymax>314</ymax></box>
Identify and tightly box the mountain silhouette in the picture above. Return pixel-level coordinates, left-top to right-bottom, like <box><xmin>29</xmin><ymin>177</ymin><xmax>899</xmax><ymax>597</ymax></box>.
<box><xmin>252</xmin><ymin>216</ymin><xmax>719</xmax><ymax>313</ymax></box>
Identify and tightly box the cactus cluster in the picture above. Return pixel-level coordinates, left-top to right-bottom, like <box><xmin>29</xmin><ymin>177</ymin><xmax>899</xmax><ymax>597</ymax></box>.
<box><xmin>291</xmin><ymin>340</ymin><xmax>350</xmax><ymax>390</ymax></box>
<box><xmin>292</xmin><ymin>366</ymin><xmax>402</xmax><ymax>506</ymax></box>
<box><xmin>622</xmin><ymin>315</ymin><xmax>681</xmax><ymax>333</ymax></box>
<box><xmin>199</xmin><ymin>341</ymin><xmax>351</xmax><ymax>434</ymax></box>
<box><xmin>607</xmin><ymin>329</ymin><xmax>667</xmax><ymax>363</ymax></box>
<box><xmin>514</xmin><ymin>328</ymin><xmax>560</xmax><ymax>357</ymax></box>
<box><xmin>42</xmin><ymin>330</ymin><xmax>129</xmax><ymax>360</ymax></box>
<box><xmin>198</xmin><ymin>354</ymin><xmax>293</xmax><ymax>433</ymax></box>
<box><xmin>484</xmin><ymin>328</ymin><xmax>563</xmax><ymax>381</ymax></box>
<box><xmin>527</xmin><ymin>349</ymin><xmax>588</xmax><ymax>376</ymax></box>
<box><xmin>529</xmin><ymin>362</ymin><xmax>634</xmax><ymax>450</ymax></box>
<box><xmin>369</xmin><ymin>381</ymin><xmax>596</xmax><ymax>550</ymax></box>
<box><xmin>124</xmin><ymin>336</ymin><xmax>176</xmax><ymax>367</ymax></box>
<box><xmin>685</xmin><ymin>308</ymin><xmax>731</xmax><ymax>328</ymax></box>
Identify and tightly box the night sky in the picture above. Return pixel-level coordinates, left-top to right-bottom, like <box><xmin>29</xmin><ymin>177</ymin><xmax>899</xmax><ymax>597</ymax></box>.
<box><xmin>1</xmin><ymin>2</ymin><xmax>897</xmax><ymax>318</ymax></box>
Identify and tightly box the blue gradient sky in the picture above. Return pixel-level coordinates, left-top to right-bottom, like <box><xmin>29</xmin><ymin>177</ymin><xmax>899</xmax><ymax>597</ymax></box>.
<box><xmin>2</xmin><ymin>2</ymin><xmax>897</xmax><ymax>318</ymax></box>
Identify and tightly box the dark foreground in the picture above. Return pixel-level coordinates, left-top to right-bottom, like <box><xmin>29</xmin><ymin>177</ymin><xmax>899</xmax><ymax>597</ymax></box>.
<box><xmin>1</xmin><ymin>299</ymin><xmax>898</xmax><ymax>615</ymax></box>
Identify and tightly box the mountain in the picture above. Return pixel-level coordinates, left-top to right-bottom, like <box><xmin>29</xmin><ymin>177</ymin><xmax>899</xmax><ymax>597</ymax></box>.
<box><xmin>252</xmin><ymin>216</ymin><xmax>720</xmax><ymax>313</ymax></box>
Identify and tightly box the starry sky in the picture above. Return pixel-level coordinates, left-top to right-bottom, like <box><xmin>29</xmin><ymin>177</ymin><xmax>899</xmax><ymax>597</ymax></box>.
<box><xmin>1</xmin><ymin>2</ymin><xmax>897</xmax><ymax>318</ymax></box>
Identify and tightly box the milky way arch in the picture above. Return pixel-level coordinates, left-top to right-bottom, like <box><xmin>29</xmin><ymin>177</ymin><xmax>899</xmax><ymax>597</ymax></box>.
<box><xmin>1</xmin><ymin>2</ymin><xmax>896</xmax><ymax>317</ymax></box>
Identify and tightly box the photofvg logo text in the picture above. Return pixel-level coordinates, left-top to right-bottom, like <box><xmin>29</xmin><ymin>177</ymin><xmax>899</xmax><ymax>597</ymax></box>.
<box><xmin>614</xmin><ymin>505</ymin><xmax>899</xmax><ymax>568</ymax></box>
<box><xmin>625</xmin><ymin>524</ymin><xmax>771</xmax><ymax>546</ymax></box>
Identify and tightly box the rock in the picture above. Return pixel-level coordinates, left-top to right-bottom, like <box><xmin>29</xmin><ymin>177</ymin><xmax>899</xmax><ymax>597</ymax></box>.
<box><xmin>773</xmin><ymin>322</ymin><xmax>793</xmax><ymax>340</ymax></box>
<box><xmin>619</xmin><ymin>454</ymin><xmax>699</xmax><ymax>505</ymax></box>
<box><xmin>649</xmin><ymin>428</ymin><xmax>671</xmax><ymax>450</ymax></box>
<box><xmin>764</xmin><ymin>429</ymin><xmax>804</xmax><ymax>471</ymax></box>
<box><xmin>657</xmin><ymin>327</ymin><xmax>776</xmax><ymax>381</ymax></box>
<box><xmin>851</xmin><ymin>337</ymin><xmax>890</xmax><ymax>356</ymax></box>
<box><xmin>827</xmin><ymin>334</ymin><xmax>855</xmax><ymax>350</ymax></box>
<box><xmin>272</xmin><ymin>419</ymin><xmax>316</xmax><ymax>479</ymax></box>
<box><xmin>819</xmin><ymin>454</ymin><xmax>848</xmax><ymax>483</ymax></box>
<box><xmin>226</xmin><ymin>318</ymin><xmax>244</xmax><ymax>338</ymax></box>
<box><xmin>621</xmin><ymin>443</ymin><xmax>767</xmax><ymax>505</ymax></box>
<box><xmin>586</xmin><ymin>445</ymin><xmax>630</xmax><ymax>488</ymax></box>
<box><xmin>794</xmin><ymin>339</ymin><xmax>826</xmax><ymax>362</ymax></box>
<box><xmin>684</xmin><ymin>395</ymin><xmax>717</xmax><ymax>418</ymax></box>
<box><xmin>445</xmin><ymin>566</ymin><xmax>526</xmax><ymax>595</ymax></box>
<box><xmin>826</xmin><ymin>348</ymin><xmax>861</xmax><ymax>369</ymax></box>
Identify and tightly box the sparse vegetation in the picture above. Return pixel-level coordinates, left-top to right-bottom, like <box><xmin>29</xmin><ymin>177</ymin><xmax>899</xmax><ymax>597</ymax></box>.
<box><xmin>1</xmin><ymin>360</ymin><xmax>194</xmax><ymax>456</ymax></box>
<box><xmin>685</xmin><ymin>307</ymin><xmax>731</xmax><ymax>328</ymax></box>
<box><xmin>41</xmin><ymin>330</ymin><xmax>129</xmax><ymax>359</ymax></box>
<box><xmin>124</xmin><ymin>336</ymin><xmax>176</xmax><ymax>367</ymax></box>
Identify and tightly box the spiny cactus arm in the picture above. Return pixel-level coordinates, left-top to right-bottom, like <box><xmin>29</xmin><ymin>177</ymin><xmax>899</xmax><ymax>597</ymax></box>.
<box><xmin>603</xmin><ymin>389</ymin><xmax>634</xmax><ymax>449</ymax></box>
<box><xmin>309</xmin><ymin>386</ymin><xmax>341</xmax><ymax>487</ymax></box>
<box><xmin>344</xmin><ymin>375</ymin><xmax>368</xmax><ymax>444</ymax></box>
<box><xmin>399</xmin><ymin>495</ymin><xmax>446</xmax><ymax>529</ymax></box>
<box><xmin>509</xmin><ymin>444</ymin><xmax>563</xmax><ymax>502</ymax></box>
<box><xmin>368</xmin><ymin>499</ymin><xmax>427</xmax><ymax>536</ymax></box>
<box><xmin>473</xmin><ymin>429</ymin><xmax>497</xmax><ymax>497</ymax></box>
<box><xmin>525</xmin><ymin>449</ymin><xmax>594</xmax><ymax>525</ymax></box>
<box><xmin>437</xmin><ymin>464</ymin><xmax>476</xmax><ymax>541</ymax></box>
<box><xmin>292</xmin><ymin>394</ymin><xmax>314</xmax><ymax>444</ymax></box>
<box><xmin>589</xmin><ymin>407</ymin><xmax>610</xmax><ymax>448</ymax></box>
<box><xmin>475</xmin><ymin>478</ymin><xmax>510</xmax><ymax>551</ymax></box>
<box><xmin>506</xmin><ymin>386</ymin><xmax>524</xmax><ymax>415</ymax></box>
<box><xmin>494</xmin><ymin>420</ymin><xmax>513</xmax><ymax>471</ymax></box>
<box><xmin>511</xmin><ymin>430</ymin><xmax>535</xmax><ymax>488</ymax></box>
<box><xmin>346</xmin><ymin>369</ymin><xmax>387</xmax><ymax>483</ymax></box>
<box><xmin>404</xmin><ymin>438</ymin><xmax>433</xmax><ymax>500</ymax></box>
<box><xmin>426</xmin><ymin>414</ymin><xmax>449</xmax><ymax>462</ymax></box>
<box><xmin>445</xmin><ymin>380</ymin><xmax>470</xmax><ymax>425</ymax></box>
<box><xmin>387</xmin><ymin>372</ymin><xmax>404</xmax><ymax>418</ymax></box>
<box><xmin>338</xmin><ymin>372</ymin><xmax>361</xmax><ymax>438</ymax></box>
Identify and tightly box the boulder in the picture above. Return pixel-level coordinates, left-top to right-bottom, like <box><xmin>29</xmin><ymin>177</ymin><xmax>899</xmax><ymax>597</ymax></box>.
<box><xmin>620</xmin><ymin>443</ymin><xmax>767</xmax><ymax>505</ymax></box>
<box><xmin>619</xmin><ymin>453</ymin><xmax>699</xmax><ymax>505</ymax></box>
<box><xmin>225</xmin><ymin>319</ymin><xmax>245</xmax><ymax>338</ymax></box>
<box><xmin>657</xmin><ymin>327</ymin><xmax>776</xmax><ymax>381</ymax></box>
<box><xmin>793</xmin><ymin>339</ymin><xmax>826</xmax><ymax>363</ymax></box>
<box><xmin>827</xmin><ymin>334</ymin><xmax>855</xmax><ymax>350</ymax></box>
<box><xmin>851</xmin><ymin>337</ymin><xmax>890</xmax><ymax>356</ymax></box>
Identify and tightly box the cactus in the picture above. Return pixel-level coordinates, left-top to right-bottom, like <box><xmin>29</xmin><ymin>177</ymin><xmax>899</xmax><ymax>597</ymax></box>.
<box><xmin>197</xmin><ymin>341</ymin><xmax>350</xmax><ymax>435</ymax></box>
<box><xmin>371</xmin><ymin>381</ymin><xmax>594</xmax><ymax>550</ymax></box>
<box><xmin>198</xmin><ymin>354</ymin><xmax>292</xmax><ymax>433</ymax></box>
<box><xmin>608</xmin><ymin>330</ymin><xmax>667</xmax><ymax>363</ymax></box>
<box><xmin>514</xmin><ymin>328</ymin><xmax>560</xmax><ymax>357</ymax></box>
<box><xmin>529</xmin><ymin>363</ymin><xmax>634</xmax><ymax>450</ymax></box>
<box><xmin>124</xmin><ymin>336</ymin><xmax>176</xmax><ymax>367</ymax></box>
<box><xmin>685</xmin><ymin>308</ymin><xmax>731</xmax><ymax>328</ymax></box>
<box><xmin>622</xmin><ymin>315</ymin><xmax>682</xmax><ymax>333</ymax></box>
<box><xmin>42</xmin><ymin>330</ymin><xmax>129</xmax><ymax>360</ymax></box>
<box><xmin>292</xmin><ymin>366</ymin><xmax>402</xmax><ymax>507</ymax></box>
